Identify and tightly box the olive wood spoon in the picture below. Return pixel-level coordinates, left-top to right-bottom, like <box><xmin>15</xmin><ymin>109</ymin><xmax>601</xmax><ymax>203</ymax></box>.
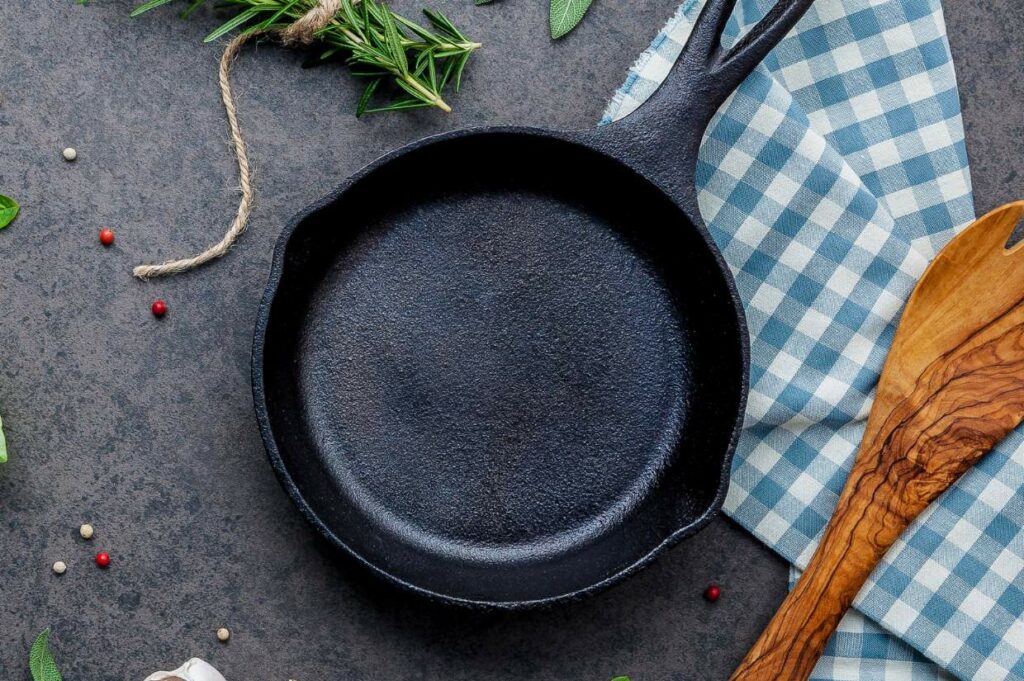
<box><xmin>731</xmin><ymin>201</ymin><xmax>1024</xmax><ymax>680</ymax></box>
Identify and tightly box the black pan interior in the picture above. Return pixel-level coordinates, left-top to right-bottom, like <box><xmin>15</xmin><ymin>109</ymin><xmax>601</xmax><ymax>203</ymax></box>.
<box><xmin>257</xmin><ymin>131</ymin><xmax>745</xmax><ymax>606</ymax></box>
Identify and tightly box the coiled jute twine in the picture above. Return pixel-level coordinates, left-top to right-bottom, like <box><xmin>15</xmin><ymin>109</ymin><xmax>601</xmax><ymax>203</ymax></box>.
<box><xmin>132</xmin><ymin>0</ymin><xmax>340</xmax><ymax>280</ymax></box>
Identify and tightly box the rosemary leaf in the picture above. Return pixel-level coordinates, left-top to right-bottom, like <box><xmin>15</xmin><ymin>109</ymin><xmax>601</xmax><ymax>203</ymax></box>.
<box><xmin>180</xmin><ymin>0</ymin><xmax>206</xmax><ymax>18</ymax></box>
<box><xmin>378</xmin><ymin>6</ymin><xmax>409</xmax><ymax>76</ymax></box>
<box><xmin>0</xmin><ymin>411</ymin><xmax>7</xmax><ymax>464</ymax></box>
<box><xmin>262</xmin><ymin>0</ymin><xmax>301</xmax><ymax>28</ymax></box>
<box><xmin>364</xmin><ymin>98</ymin><xmax>431</xmax><ymax>113</ymax></box>
<box><xmin>204</xmin><ymin>7</ymin><xmax>268</xmax><ymax>42</ymax></box>
<box><xmin>356</xmin><ymin>78</ymin><xmax>381</xmax><ymax>117</ymax></box>
<box><xmin>130</xmin><ymin>0</ymin><xmax>177</xmax><ymax>18</ymax></box>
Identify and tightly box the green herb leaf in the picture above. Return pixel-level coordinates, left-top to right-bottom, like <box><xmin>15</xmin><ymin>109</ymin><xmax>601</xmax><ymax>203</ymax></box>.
<box><xmin>378</xmin><ymin>3</ymin><xmax>409</xmax><ymax>76</ymax></box>
<box><xmin>261</xmin><ymin>0</ymin><xmax>301</xmax><ymax>30</ymax></box>
<box><xmin>180</xmin><ymin>0</ymin><xmax>206</xmax><ymax>19</ymax></box>
<box><xmin>611</xmin><ymin>677</ymin><xmax>631</xmax><ymax>681</ymax></box>
<box><xmin>549</xmin><ymin>0</ymin><xmax>593</xmax><ymax>38</ymax></box>
<box><xmin>29</xmin><ymin>630</ymin><xmax>63</xmax><ymax>681</ymax></box>
<box><xmin>0</xmin><ymin>194</ymin><xmax>19</xmax><ymax>230</ymax></box>
<box><xmin>363</xmin><ymin>98</ymin><xmax>431</xmax><ymax>113</ymax></box>
<box><xmin>0</xmin><ymin>411</ymin><xmax>7</xmax><ymax>464</ymax></box>
<box><xmin>204</xmin><ymin>7</ymin><xmax>265</xmax><ymax>43</ymax></box>
<box><xmin>356</xmin><ymin>78</ymin><xmax>381</xmax><ymax>117</ymax></box>
<box><xmin>130</xmin><ymin>0</ymin><xmax>177</xmax><ymax>17</ymax></box>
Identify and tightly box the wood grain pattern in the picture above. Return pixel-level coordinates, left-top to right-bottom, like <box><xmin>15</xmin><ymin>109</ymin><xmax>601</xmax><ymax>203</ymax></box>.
<box><xmin>731</xmin><ymin>201</ymin><xmax>1024</xmax><ymax>681</ymax></box>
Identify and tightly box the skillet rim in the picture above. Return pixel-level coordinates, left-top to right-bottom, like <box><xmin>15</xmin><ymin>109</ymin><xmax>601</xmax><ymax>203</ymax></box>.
<box><xmin>250</xmin><ymin>125</ymin><xmax>751</xmax><ymax>609</ymax></box>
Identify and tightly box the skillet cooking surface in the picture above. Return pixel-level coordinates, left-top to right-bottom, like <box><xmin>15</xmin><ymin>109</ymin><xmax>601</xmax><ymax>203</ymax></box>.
<box><xmin>256</xmin><ymin>133</ymin><xmax>745</xmax><ymax>606</ymax></box>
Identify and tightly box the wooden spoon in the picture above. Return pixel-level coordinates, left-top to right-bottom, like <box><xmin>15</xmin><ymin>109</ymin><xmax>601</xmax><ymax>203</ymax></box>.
<box><xmin>731</xmin><ymin>201</ymin><xmax>1024</xmax><ymax>680</ymax></box>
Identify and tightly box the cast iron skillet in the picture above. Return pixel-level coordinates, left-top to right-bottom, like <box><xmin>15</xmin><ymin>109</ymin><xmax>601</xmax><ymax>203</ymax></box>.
<box><xmin>253</xmin><ymin>0</ymin><xmax>815</xmax><ymax>608</ymax></box>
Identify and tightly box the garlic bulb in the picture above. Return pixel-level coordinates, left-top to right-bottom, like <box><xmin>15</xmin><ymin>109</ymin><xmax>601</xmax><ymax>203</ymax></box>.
<box><xmin>144</xmin><ymin>658</ymin><xmax>226</xmax><ymax>681</ymax></box>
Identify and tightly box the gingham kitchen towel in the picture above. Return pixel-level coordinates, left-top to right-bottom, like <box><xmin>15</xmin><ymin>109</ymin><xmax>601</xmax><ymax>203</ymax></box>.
<box><xmin>603</xmin><ymin>1</ymin><xmax>1024</xmax><ymax>679</ymax></box>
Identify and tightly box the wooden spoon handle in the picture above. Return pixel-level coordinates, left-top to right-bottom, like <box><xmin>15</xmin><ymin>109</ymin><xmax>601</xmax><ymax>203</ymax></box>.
<box><xmin>729</xmin><ymin>462</ymin><xmax>908</xmax><ymax>680</ymax></box>
<box><xmin>731</xmin><ymin>277</ymin><xmax>1024</xmax><ymax>680</ymax></box>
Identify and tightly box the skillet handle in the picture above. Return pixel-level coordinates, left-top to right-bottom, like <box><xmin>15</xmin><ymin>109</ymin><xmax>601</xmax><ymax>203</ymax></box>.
<box><xmin>597</xmin><ymin>0</ymin><xmax>816</xmax><ymax>218</ymax></box>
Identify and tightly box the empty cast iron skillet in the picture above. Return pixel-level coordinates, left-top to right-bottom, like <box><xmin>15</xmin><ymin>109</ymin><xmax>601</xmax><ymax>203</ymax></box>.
<box><xmin>253</xmin><ymin>0</ymin><xmax>815</xmax><ymax>608</ymax></box>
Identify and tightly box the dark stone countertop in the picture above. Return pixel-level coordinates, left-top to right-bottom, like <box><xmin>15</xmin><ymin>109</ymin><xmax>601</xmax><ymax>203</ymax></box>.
<box><xmin>0</xmin><ymin>1</ymin><xmax>1020</xmax><ymax>679</ymax></box>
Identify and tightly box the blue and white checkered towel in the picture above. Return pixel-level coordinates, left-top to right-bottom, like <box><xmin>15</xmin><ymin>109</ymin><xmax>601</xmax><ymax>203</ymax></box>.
<box><xmin>604</xmin><ymin>2</ymin><xmax>1024</xmax><ymax>679</ymax></box>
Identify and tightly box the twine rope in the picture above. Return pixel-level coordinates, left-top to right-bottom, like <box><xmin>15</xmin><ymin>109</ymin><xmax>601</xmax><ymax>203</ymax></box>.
<box><xmin>133</xmin><ymin>0</ymin><xmax>340</xmax><ymax>280</ymax></box>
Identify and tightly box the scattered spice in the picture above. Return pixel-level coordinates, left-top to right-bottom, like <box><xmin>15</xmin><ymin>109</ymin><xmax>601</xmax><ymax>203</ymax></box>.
<box><xmin>703</xmin><ymin>583</ymin><xmax>721</xmax><ymax>602</ymax></box>
<box><xmin>80</xmin><ymin>523</ymin><xmax>94</xmax><ymax>540</ymax></box>
<box><xmin>216</xmin><ymin>627</ymin><xmax>230</xmax><ymax>642</ymax></box>
<box><xmin>52</xmin><ymin>561</ymin><xmax>67</xmax><ymax>575</ymax></box>
<box><xmin>151</xmin><ymin>300</ymin><xmax>168</xmax><ymax>318</ymax></box>
<box><xmin>99</xmin><ymin>228</ymin><xmax>115</xmax><ymax>246</ymax></box>
<box><xmin>62</xmin><ymin>147</ymin><xmax>77</xmax><ymax>162</ymax></box>
<box><xmin>95</xmin><ymin>551</ymin><xmax>110</xmax><ymax>568</ymax></box>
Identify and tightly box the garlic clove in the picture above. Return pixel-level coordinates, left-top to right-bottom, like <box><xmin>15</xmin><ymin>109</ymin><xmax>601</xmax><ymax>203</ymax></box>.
<box><xmin>144</xmin><ymin>658</ymin><xmax>227</xmax><ymax>681</ymax></box>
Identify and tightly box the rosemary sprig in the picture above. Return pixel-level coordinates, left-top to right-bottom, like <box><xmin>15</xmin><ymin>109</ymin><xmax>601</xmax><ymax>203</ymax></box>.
<box><xmin>131</xmin><ymin>0</ymin><xmax>481</xmax><ymax>115</ymax></box>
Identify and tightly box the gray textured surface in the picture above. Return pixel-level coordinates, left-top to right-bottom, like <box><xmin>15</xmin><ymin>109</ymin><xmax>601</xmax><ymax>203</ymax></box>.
<box><xmin>0</xmin><ymin>1</ymin><xmax>1018</xmax><ymax>679</ymax></box>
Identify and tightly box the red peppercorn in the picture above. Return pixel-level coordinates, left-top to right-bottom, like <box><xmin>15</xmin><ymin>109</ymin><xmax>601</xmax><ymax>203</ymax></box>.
<box><xmin>95</xmin><ymin>551</ymin><xmax>111</xmax><ymax>568</ymax></box>
<box><xmin>704</xmin><ymin>584</ymin><xmax>721</xmax><ymax>602</ymax></box>
<box><xmin>99</xmin><ymin>228</ymin><xmax>115</xmax><ymax>246</ymax></box>
<box><xmin>151</xmin><ymin>300</ymin><xmax>168</xmax><ymax>318</ymax></box>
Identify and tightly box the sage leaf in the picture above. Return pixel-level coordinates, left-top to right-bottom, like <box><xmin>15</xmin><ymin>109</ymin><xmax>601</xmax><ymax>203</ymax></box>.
<box><xmin>0</xmin><ymin>194</ymin><xmax>19</xmax><ymax>229</ymax></box>
<box><xmin>0</xmin><ymin>411</ymin><xmax>6</xmax><ymax>464</ymax></box>
<box><xmin>550</xmin><ymin>0</ymin><xmax>593</xmax><ymax>38</ymax></box>
<box><xmin>29</xmin><ymin>629</ymin><xmax>63</xmax><ymax>681</ymax></box>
